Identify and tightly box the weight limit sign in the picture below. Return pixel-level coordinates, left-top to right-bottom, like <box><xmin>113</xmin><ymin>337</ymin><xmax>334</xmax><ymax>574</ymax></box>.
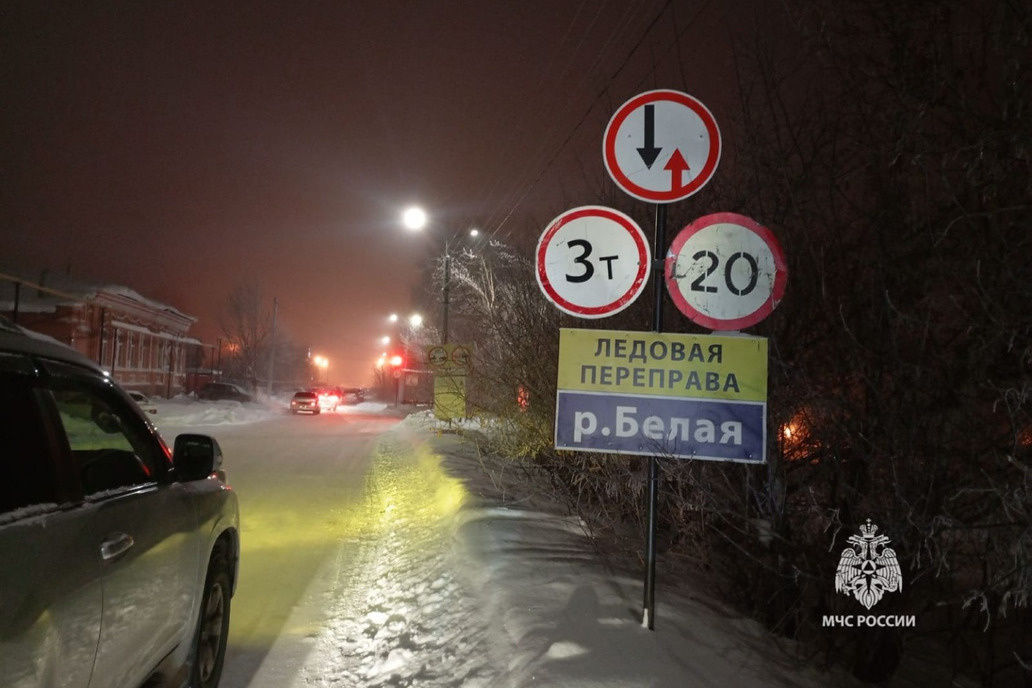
<box><xmin>536</xmin><ymin>206</ymin><xmax>651</xmax><ymax>319</ymax></box>
<box><xmin>664</xmin><ymin>212</ymin><xmax>787</xmax><ymax>331</ymax></box>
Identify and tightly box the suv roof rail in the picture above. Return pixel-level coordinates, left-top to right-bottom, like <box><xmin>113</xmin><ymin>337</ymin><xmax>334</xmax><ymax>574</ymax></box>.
<box><xmin>0</xmin><ymin>315</ymin><xmax>100</xmax><ymax>372</ymax></box>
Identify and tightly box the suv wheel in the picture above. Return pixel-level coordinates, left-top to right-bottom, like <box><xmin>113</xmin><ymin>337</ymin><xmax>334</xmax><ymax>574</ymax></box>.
<box><xmin>190</xmin><ymin>545</ymin><xmax>231</xmax><ymax>688</ymax></box>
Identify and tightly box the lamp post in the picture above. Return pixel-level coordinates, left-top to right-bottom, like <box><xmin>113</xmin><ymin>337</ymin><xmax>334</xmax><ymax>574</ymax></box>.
<box><xmin>442</xmin><ymin>237</ymin><xmax>451</xmax><ymax>344</ymax></box>
<box><xmin>401</xmin><ymin>206</ymin><xmax>478</xmax><ymax>345</ymax></box>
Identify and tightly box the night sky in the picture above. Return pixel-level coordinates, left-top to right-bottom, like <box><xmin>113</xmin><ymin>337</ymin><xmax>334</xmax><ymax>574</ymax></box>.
<box><xmin>1</xmin><ymin>1</ymin><xmax>740</xmax><ymax>384</ymax></box>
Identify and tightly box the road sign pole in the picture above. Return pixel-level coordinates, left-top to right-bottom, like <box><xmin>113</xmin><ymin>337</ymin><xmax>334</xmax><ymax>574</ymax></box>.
<box><xmin>643</xmin><ymin>202</ymin><xmax>667</xmax><ymax>630</ymax></box>
<box><xmin>652</xmin><ymin>204</ymin><xmax>667</xmax><ymax>333</ymax></box>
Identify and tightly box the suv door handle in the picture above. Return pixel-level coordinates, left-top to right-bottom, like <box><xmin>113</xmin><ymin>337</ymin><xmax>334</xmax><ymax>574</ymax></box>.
<box><xmin>100</xmin><ymin>532</ymin><xmax>134</xmax><ymax>561</ymax></box>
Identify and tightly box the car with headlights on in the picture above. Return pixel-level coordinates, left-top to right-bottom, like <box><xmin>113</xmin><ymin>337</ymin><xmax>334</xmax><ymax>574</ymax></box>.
<box><xmin>307</xmin><ymin>387</ymin><xmax>342</xmax><ymax>413</ymax></box>
<box><xmin>321</xmin><ymin>387</ymin><xmax>342</xmax><ymax>412</ymax></box>
<box><xmin>0</xmin><ymin>317</ymin><xmax>240</xmax><ymax>688</ymax></box>
<box><xmin>289</xmin><ymin>390</ymin><xmax>320</xmax><ymax>414</ymax></box>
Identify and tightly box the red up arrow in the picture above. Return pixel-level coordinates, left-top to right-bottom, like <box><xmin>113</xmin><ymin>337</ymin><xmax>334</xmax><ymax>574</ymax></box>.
<box><xmin>664</xmin><ymin>149</ymin><xmax>691</xmax><ymax>190</ymax></box>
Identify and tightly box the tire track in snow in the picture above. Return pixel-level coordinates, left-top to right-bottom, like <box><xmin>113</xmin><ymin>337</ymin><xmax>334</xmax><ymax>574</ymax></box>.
<box><xmin>295</xmin><ymin>430</ymin><xmax>502</xmax><ymax>687</ymax></box>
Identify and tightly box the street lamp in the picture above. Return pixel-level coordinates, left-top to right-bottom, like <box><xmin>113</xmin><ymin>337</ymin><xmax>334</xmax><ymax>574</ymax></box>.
<box><xmin>381</xmin><ymin>311</ymin><xmax>420</xmax><ymax>370</ymax></box>
<box><xmin>312</xmin><ymin>355</ymin><xmax>328</xmax><ymax>383</ymax></box>
<box><xmin>402</xmin><ymin>206</ymin><xmax>427</xmax><ymax>232</ymax></box>
<box><xmin>400</xmin><ymin>206</ymin><xmax>479</xmax><ymax>345</ymax></box>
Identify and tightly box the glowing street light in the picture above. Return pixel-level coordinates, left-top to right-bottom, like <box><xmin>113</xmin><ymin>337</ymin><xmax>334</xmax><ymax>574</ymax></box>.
<box><xmin>402</xmin><ymin>206</ymin><xmax>428</xmax><ymax>231</ymax></box>
<box><xmin>399</xmin><ymin>205</ymin><xmax>480</xmax><ymax>344</ymax></box>
<box><xmin>386</xmin><ymin>312</ymin><xmax>421</xmax><ymax>329</ymax></box>
<box><xmin>312</xmin><ymin>355</ymin><xmax>329</xmax><ymax>383</ymax></box>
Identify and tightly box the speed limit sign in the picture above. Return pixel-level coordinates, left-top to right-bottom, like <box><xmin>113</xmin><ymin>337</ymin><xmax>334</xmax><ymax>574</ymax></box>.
<box><xmin>536</xmin><ymin>206</ymin><xmax>650</xmax><ymax>318</ymax></box>
<box><xmin>664</xmin><ymin>212</ymin><xmax>787</xmax><ymax>331</ymax></box>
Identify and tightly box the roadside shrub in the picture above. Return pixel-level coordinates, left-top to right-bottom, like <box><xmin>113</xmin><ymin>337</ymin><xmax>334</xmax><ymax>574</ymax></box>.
<box><xmin>438</xmin><ymin>1</ymin><xmax>1030</xmax><ymax>683</ymax></box>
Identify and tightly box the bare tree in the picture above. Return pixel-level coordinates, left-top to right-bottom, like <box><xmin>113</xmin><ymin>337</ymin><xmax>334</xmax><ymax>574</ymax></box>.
<box><xmin>218</xmin><ymin>282</ymin><xmax>275</xmax><ymax>392</ymax></box>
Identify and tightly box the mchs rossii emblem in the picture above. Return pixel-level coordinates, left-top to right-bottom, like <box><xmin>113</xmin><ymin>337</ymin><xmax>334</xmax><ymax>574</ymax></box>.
<box><xmin>835</xmin><ymin>519</ymin><xmax>903</xmax><ymax>609</ymax></box>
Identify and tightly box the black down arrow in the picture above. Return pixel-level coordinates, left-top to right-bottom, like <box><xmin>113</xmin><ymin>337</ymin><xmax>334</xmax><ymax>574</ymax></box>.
<box><xmin>636</xmin><ymin>104</ymin><xmax>661</xmax><ymax>168</ymax></box>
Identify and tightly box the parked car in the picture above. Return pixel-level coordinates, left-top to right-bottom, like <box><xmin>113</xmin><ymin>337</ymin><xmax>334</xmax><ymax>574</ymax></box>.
<box><xmin>0</xmin><ymin>317</ymin><xmax>240</xmax><ymax>688</ymax></box>
<box><xmin>341</xmin><ymin>387</ymin><xmax>365</xmax><ymax>405</ymax></box>
<box><xmin>198</xmin><ymin>381</ymin><xmax>252</xmax><ymax>402</ymax></box>
<box><xmin>289</xmin><ymin>390</ymin><xmax>320</xmax><ymax>414</ymax></box>
<box><xmin>127</xmin><ymin>389</ymin><xmax>158</xmax><ymax>415</ymax></box>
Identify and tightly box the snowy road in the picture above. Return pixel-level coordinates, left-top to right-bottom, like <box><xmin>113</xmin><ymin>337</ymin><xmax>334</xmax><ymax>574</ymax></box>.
<box><xmin>159</xmin><ymin>406</ymin><xmax>506</xmax><ymax>686</ymax></box>
<box><xmin>154</xmin><ymin>399</ymin><xmax>846</xmax><ymax>688</ymax></box>
<box><xmin>213</xmin><ymin>410</ymin><xmax>396</xmax><ymax>686</ymax></box>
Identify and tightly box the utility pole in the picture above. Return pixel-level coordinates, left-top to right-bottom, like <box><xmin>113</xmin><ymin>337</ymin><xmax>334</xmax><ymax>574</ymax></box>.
<box><xmin>442</xmin><ymin>238</ymin><xmax>450</xmax><ymax>344</ymax></box>
<box><xmin>266</xmin><ymin>297</ymin><xmax>277</xmax><ymax>397</ymax></box>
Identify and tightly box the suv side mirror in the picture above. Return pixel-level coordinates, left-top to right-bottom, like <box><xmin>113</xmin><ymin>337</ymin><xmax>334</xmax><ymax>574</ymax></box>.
<box><xmin>173</xmin><ymin>434</ymin><xmax>224</xmax><ymax>482</ymax></box>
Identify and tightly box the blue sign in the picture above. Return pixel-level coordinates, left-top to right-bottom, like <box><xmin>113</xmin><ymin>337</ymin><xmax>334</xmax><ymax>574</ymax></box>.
<box><xmin>555</xmin><ymin>390</ymin><xmax>765</xmax><ymax>463</ymax></box>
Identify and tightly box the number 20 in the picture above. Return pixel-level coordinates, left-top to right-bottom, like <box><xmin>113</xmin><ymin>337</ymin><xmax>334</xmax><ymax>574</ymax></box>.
<box><xmin>690</xmin><ymin>250</ymin><xmax>759</xmax><ymax>296</ymax></box>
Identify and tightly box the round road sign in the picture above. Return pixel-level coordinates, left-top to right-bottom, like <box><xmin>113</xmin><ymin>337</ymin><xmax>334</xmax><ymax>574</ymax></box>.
<box><xmin>664</xmin><ymin>212</ymin><xmax>787</xmax><ymax>330</ymax></box>
<box><xmin>603</xmin><ymin>89</ymin><xmax>721</xmax><ymax>203</ymax></box>
<box><xmin>451</xmin><ymin>345</ymin><xmax>471</xmax><ymax>368</ymax></box>
<box><xmin>536</xmin><ymin>206</ymin><xmax>650</xmax><ymax>319</ymax></box>
<box><xmin>427</xmin><ymin>346</ymin><xmax>448</xmax><ymax>368</ymax></box>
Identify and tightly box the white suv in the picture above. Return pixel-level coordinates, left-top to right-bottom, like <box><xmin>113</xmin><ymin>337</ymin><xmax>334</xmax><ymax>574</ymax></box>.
<box><xmin>0</xmin><ymin>318</ymin><xmax>240</xmax><ymax>688</ymax></box>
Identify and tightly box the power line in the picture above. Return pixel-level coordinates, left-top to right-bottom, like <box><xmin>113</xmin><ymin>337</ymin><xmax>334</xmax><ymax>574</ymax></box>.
<box><xmin>484</xmin><ymin>0</ymin><xmax>676</xmax><ymax>242</ymax></box>
<box><xmin>482</xmin><ymin>0</ymin><xmax>718</xmax><ymax>244</ymax></box>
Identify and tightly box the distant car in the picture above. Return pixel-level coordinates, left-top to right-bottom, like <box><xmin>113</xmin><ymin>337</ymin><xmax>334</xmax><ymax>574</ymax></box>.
<box><xmin>127</xmin><ymin>389</ymin><xmax>158</xmax><ymax>415</ymax></box>
<box><xmin>198</xmin><ymin>382</ymin><xmax>252</xmax><ymax>402</ymax></box>
<box><xmin>309</xmin><ymin>387</ymin><xmax>341</xmax><ymax>412</ymax></box>
<box><xmin>0</xmin><ymin>317</ymin><xmax>240</xmax><ymax>688</ymax></box>
<box><xmin>341</xmin><ymin>387</ymin><xmax>364</xmax><ymax>405</ymax></box>
<box><xmin>290</xmin><ymin>391</ymin><xmax>320</xmax><ymax>414</ymax></box>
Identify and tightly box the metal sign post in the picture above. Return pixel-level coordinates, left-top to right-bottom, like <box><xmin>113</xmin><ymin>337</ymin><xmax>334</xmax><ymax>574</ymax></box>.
<box><xmin>643</xmin><ymin>202</ymin><xmax>667</xmax><ymax>630</ymax></box>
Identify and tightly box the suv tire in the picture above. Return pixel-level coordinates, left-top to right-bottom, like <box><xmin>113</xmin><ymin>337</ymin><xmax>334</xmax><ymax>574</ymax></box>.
<box><xmin>190</xmin><ymin>544</ymin><xmax>231</xmax><ymax>688</ymax></box>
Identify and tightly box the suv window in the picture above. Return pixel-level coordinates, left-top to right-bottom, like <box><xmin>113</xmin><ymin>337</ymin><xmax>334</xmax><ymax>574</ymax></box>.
<box><xmin>48</xmin><ymin>375</ymin><xmax>164</xmax><ymax>495</ymax></box>
<box><xmin>0</xmin><ymin>369</ymin><xmax>57</xmax><ymax>513</ymax></box>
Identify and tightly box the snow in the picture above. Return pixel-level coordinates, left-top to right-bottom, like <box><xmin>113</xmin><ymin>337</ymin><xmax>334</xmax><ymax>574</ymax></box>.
<box><xmin>150</xmin><ymin>397</ymin><xmax>847</xmax><ymax>688</ymax></box>
<box><xmin>0</xmin><ymin>266</ymin><xmax>194</xmax><ymax>321</ymax></box>
<box><xmin>148</xmin><ymin>395</ymin><xmax>296</xmax><ymax>428</ymax></box>
<box><xmin>0</xmin><ymin>502</ymin><xmax>62</xmax><ymax>528</ymax></box>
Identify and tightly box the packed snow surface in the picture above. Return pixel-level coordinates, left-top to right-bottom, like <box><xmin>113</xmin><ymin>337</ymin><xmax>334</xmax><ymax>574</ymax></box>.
<box><xmin>151</xmin><ymin>395</ymin><xmax>847</xmax><ymax>688</ymax></box>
